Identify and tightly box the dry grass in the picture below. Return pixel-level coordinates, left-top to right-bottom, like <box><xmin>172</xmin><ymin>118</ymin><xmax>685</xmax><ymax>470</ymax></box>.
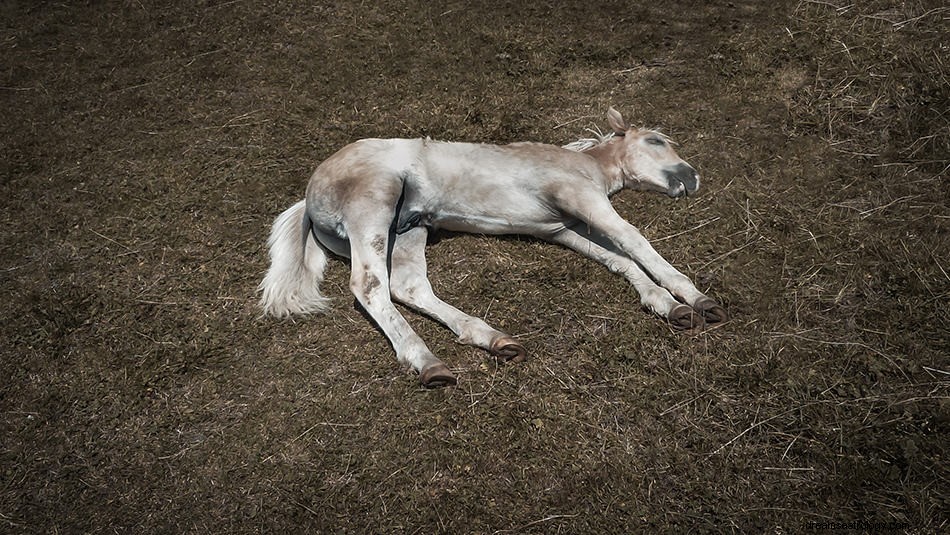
<box><xmin>1</xmin><ymin>0</ymin><xmax>947</xmax><ymax>533</ymax></box>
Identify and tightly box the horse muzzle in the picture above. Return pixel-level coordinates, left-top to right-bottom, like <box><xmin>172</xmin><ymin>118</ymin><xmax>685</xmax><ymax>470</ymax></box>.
<box><xmin>665</xmin><ymin>163</ymin><xmax>700</xmax><ymax>198</ymax></box>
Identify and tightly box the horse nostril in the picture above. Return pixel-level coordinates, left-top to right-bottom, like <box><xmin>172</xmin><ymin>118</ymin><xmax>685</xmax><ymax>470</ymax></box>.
<box><xmin>688</xmin><ymin>171</ymin><xmax>701</xmax><ymax>192</ymax></box>
<box><xmin>668</xmin><ymin>180</ymin><xmax>686</xmax><ymax>198</ymax></box>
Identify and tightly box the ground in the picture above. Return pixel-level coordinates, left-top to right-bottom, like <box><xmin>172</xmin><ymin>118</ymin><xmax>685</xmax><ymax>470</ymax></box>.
<box><xmin>1</xmin><ymin>0</ymin><xmax>947</xmax><ymax>533</ymax></box>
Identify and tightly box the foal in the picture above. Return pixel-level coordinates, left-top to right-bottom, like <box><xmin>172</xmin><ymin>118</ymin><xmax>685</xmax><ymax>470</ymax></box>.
<box><xmin>260</xmin><ymin>108</ymin><xmax>726</xmax><ymax>387</ymax></box>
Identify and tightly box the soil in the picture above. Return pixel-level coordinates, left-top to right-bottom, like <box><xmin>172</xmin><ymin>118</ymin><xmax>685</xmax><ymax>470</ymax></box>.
<box><xmin>2</xmin><ymin>0</ymin><xmax>947</xmax><ymax>533</ymax></box>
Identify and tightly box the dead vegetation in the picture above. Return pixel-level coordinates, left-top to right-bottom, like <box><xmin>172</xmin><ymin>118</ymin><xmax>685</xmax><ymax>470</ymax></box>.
<box><xmin>1</xmin><ymin>0</ymin><xmax>946</xmax><ymax>533</ymax></box>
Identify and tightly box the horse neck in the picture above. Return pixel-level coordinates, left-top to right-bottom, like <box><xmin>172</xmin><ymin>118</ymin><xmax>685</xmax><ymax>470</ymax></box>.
<box><xmin>582</xmin><ymin>137</ymin><xmax>627</xmax><ymax>195</ymax></box>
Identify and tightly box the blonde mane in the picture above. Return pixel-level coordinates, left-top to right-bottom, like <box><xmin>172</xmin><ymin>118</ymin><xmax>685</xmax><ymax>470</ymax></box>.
<box><xmin>562</xmin><ymin>128</ymin><xmax>617</xmax><ymax>152</ymax></box>
<box><xmin>562</xmin><ymin>127</ymin><xmax>676</xmax><ymax>152</ymax></box>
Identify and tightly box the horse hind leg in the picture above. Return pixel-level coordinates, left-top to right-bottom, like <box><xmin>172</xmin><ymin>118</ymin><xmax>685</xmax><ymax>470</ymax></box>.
<box><xmin>389</xmin><ymin>227</ymin><xmax>527</xmax><ymax>363</ymax></box>
<box><xmin>342</xmin><ymin>201</ymin><xmax>456</xmax><ymax>387</ymax></box>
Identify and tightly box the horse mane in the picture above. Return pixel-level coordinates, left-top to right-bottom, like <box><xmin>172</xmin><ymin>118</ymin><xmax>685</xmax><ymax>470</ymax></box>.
<box><xmin>561</xmin><ymin>126</ymin><xmax>679</xmax><ymax>153</ymax></box>
<box><xmin>561</xmin><ymin>127</ymin><xmax>618</xmax><ymax>152</ymax></box>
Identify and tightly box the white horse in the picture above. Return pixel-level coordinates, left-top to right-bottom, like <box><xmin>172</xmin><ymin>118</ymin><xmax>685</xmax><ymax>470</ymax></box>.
<box><xmin>260</xmin><ymin>108</ymin><xmax>726</xmax><ymax>387</ymax></box>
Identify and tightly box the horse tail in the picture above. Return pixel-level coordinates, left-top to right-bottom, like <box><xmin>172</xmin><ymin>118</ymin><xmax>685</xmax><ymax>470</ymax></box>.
<box><xmin>258</xmin><ymin>199</ymin><xmax>331</xmax><ymax>317</ymax></box>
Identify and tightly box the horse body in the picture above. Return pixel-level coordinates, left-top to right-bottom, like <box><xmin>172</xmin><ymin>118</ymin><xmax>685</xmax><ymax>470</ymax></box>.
<box><xmin>308</xmin><ymin>138</ymin><xmax>600</xmax><ymax>239</ymax></box>
<box><xmin>260</xmin><ymin>108</ymin><xmax>727</xmax><ymax>387</ymax></box>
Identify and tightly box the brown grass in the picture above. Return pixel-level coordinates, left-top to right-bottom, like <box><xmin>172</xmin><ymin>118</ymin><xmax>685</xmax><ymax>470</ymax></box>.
<box><xmin>1</xmin><ymin>0</ymin><xmax>947</xmax><ymax>533</ymax></box>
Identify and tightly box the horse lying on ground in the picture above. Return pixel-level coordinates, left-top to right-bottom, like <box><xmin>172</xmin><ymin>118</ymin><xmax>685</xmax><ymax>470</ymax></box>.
<box><xmin>259</xmin><ymin>108</ymin><xmax>727</xmax><ymax>387</ymax></box>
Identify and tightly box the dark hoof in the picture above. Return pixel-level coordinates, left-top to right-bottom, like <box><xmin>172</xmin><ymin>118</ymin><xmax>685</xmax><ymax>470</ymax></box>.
<box><xmin>489</xmin><ymin>335</ymin><xmax>527</xmax><ymax>363</ymax></box>
<box><xmin>694</xmin><ymin>297</ymin><xmax>728</xmax><ymax>324</ymax></box>
<box><xmin>668</xmin><ymin>304</ymin><xmax>705</xmax><ymax>330</ymax></box>
<box><xmin>419</xmin><ymin>363</ymin><xmax>457</xmax><ymax>388</ymax></box>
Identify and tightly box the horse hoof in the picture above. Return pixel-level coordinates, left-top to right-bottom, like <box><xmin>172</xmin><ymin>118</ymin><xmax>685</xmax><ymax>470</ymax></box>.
<box><xmin>694</xmin><ymin>297</ymin><xmax>728</xmax><ymax>324</ymax></box>
<box><xmin>419</xmin><ymin>363</ymin><xmax>457</xmax><ymax>388</ymax></box>
<box><xmin>489</xmin><ymin>335</ymin><xmax>527</xmax><ymax>363</ymax></box>
<box><xmin>668</xmin><ymin>304</ymin><xmax>704</xmax><ymax>330</ymax></box>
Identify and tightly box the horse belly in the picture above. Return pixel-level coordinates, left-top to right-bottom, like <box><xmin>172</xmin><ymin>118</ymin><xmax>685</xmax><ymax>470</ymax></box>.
<box><xmin>427</xmin><ymin>200</ymin><xmax>564</xmax><ymax>236</ymax></box>
<box><xmin>410</xmin><ymin>167</ymin><xmax>566</xmax><ymax>236</ymax></box>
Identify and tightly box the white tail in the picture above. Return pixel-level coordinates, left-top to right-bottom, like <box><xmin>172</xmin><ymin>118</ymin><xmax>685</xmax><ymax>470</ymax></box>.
<box><xmin>258</xmin><ymin>200</ymin><xmax>331</xmax><ymax>317</ymax></box>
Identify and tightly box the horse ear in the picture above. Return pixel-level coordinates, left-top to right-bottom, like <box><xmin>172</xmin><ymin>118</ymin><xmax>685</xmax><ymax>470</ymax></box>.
<box><xmin>606</xmin><ymin>107</ymin><xmax>628</xmax><ymax>135</ymax></box>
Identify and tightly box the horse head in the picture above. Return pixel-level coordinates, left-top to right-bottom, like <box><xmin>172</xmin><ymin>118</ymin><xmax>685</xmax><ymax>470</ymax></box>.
<box><xmin>606</xmin><ymin>107</ymin><xmax>700</xmax><ymax>198</ymax></box>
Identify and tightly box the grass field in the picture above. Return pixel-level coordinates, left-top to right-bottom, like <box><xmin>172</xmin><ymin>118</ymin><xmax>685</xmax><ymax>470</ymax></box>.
<box><xmin>1</xmin><ymin>0</ymin><xmax>947</xmax><ymax>532</ymax></box>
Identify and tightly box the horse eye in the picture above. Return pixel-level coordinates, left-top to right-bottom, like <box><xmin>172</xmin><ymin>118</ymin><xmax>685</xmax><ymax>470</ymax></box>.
<box><xmin>645</xmin><ymin>136</ymin><xmax>666</xmax><ymax>146</ymax></box>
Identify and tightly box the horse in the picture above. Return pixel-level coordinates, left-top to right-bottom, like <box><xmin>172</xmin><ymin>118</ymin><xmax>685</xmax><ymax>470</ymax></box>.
<box><xmin>259</xmin><ymin>108</ymin><xmax>727</xmax><ymax>387</ymax></box>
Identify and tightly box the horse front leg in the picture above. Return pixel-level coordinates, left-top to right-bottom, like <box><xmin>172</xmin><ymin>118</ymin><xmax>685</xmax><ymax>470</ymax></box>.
<box><xmin>561</xmin><ymin>195</ymin><xmax>727</xmax><ymax>325</ymax></box>
<box><xmin>549</xmin><ymin>223</ymin><xmax>705</xmax><ymax>329</ymax></box>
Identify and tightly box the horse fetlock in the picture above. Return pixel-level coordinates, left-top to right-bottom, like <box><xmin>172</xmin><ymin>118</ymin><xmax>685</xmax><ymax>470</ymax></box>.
<box><xmin>639</xmin><ymin>288</ymin><xmax>678</xmax><ymax>316</ymax></box>
<box><xmin>455</xmin><ymin>318</ymin><xmax>497</xmax><ymax>346</ymax></box>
